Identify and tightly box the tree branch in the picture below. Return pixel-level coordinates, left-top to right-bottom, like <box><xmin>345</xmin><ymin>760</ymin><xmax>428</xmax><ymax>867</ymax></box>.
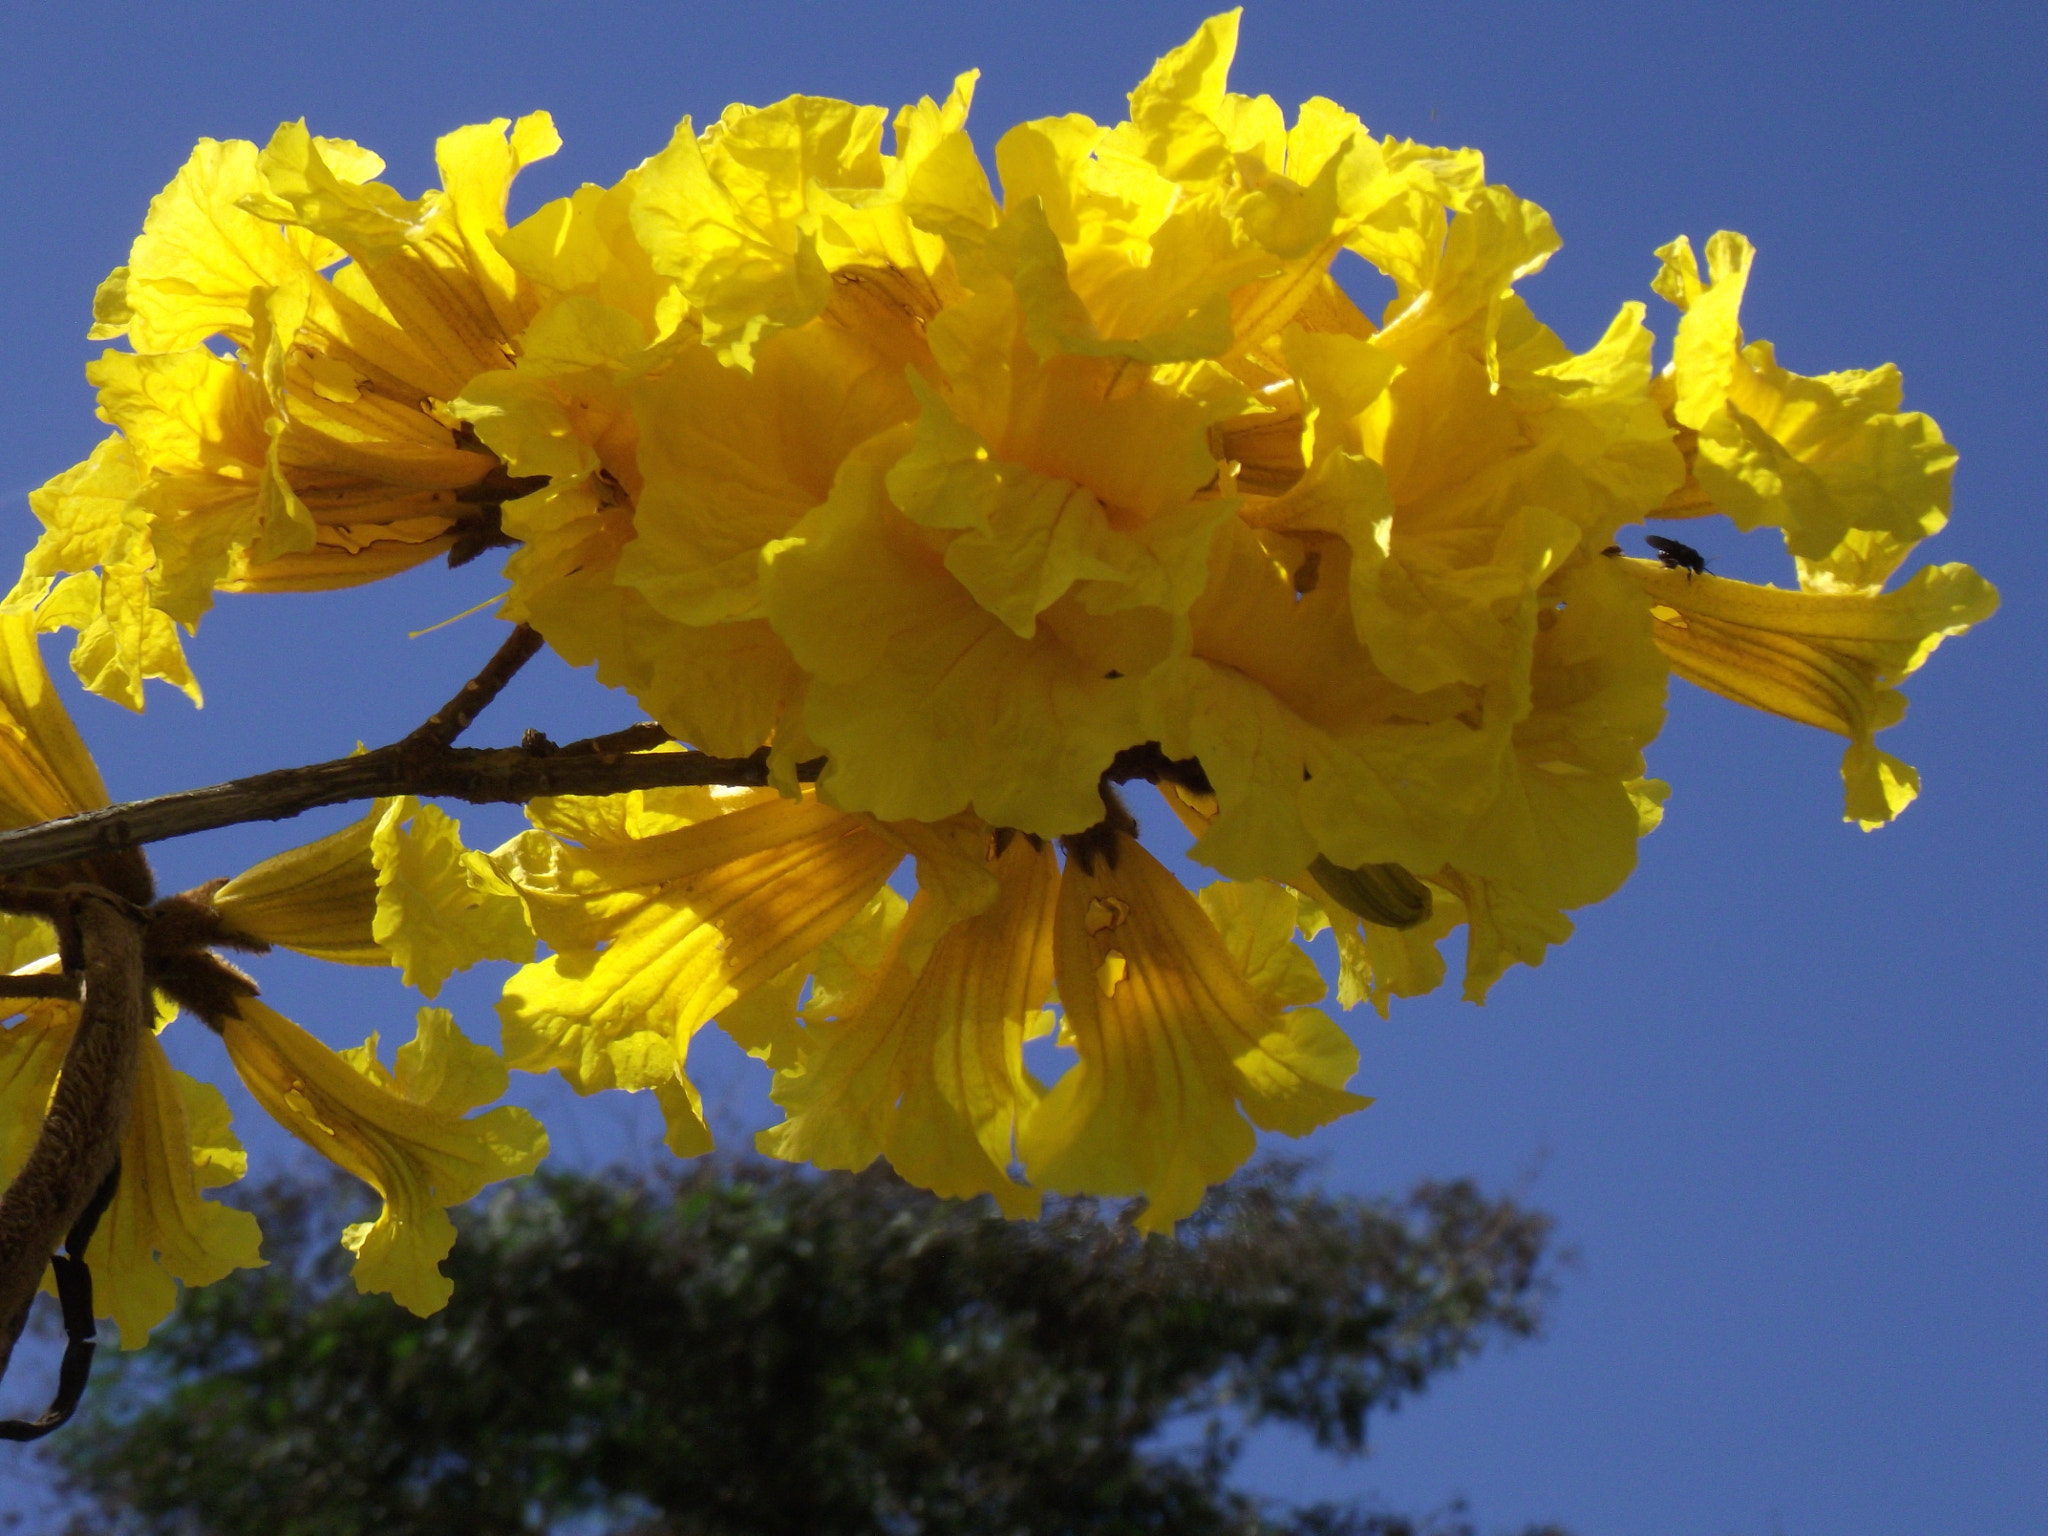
<box><xmin>0</xmin><ymin>975</ymin><xmax>81</xmax><ymax>1001</ymax></box>
<box><xmin>0</xmin><ymin>734</ymin><xmax>822</xmax><ymax>880</ymax></box>
<box><xmin>405</xmin><ymin>623</ymin><xmax>543</xmax><ymax>749</ymax></box>
<box><xmin>0</xmin><ymin>893</ymin><xmax>145</xmax><ymax>1387</ymax></box>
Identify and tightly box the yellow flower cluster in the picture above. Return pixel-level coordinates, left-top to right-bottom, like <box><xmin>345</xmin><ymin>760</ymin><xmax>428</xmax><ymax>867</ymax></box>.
<box><xmin>0</xmin><ymin>11</ymin><xmax>1996</xmax><ymax>1324</ymax></box>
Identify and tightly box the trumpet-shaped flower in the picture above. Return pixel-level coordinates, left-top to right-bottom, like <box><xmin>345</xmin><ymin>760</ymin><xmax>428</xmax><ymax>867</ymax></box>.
<box><xmin>1019</xmin><ymin>837</ymin><xmax>1366</xmax><ymax>1233</ymax></box>
<box><xmin>759</xmin><ymin>831</ymin><xmax>1058</xmax><ymax>1217</ymax></box>
<box><xmin>88</xmin><ymin>1033</ymin><xmax>264</xmax><ymax>1345</ymax></box>
<box><xmin>211</xmin><ymin>795</ymin><xmax>535</xmax><ymax>989</ymax></box>
<box><xmin>495</xmin><ymin>787</ymin><xmax>902</xmax><ymax>1152</ymax></box>
<box><xmin>1622</xmin><ymin>556</ymin><xmax>1996</xmax><ymax>826</ymax></box>
<box><xmin>221</xmin><ymin>1000</ymin><xmax>545</xmax><ymax>1315</ymax></box>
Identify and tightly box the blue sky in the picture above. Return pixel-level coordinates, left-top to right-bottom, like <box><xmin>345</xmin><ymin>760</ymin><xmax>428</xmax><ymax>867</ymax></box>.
<box><xmin>0</xmin><ymin>2</ymin><xmax>2041</xmax><ymax>1531</ymax></box>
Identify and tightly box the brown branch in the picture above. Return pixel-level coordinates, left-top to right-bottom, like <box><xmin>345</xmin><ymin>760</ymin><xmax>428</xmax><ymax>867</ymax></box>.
<box><xmin>0</xmin><ymin>734</ymin><xmax>823</xmax><ymax>881</ymax></box>
<box><xmin>553</xmin><ymin>722</ymin><xmax>673</xmax><ymax>757</ymax></box>
<box><xmin>405</xmin><ymin>623</ymin><xmax>544</xmax><ymax>749</ymax></box>
<box><xmin>0</xmin><ymin>892</ymin><xmax>146</xmax><ymax>1386</ymax></box>
<box><xmin>0</xmin><ymin>975</ymin><xmax>81</xmax><ymax>1001</ymax></box>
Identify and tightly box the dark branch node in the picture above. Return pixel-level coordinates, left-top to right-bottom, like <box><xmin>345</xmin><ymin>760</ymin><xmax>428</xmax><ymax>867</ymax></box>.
<box><xmin>553</xmin><ymin>722</ymin><xmax>671</xmax><ymax>758</ymax></box>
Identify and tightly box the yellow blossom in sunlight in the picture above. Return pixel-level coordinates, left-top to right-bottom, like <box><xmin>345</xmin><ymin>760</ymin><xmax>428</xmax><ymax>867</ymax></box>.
<box><xmin>15</xmin><ymin>115</ymin><xmax>562</xmax><ymax>708</ymax></box>
<box><xmin>1637</xmin><ymin>229</ymin><xmax>1996</xmax><ymax>823</ymax></box>
<box><xmin>0</xmin><ymin>613</ymin><xmax>118</xmax><ymax>832</ymax></box>
<box><xmin>1653</xmin><ymin>231</ymin><xmax>1956</xmax><ymax>586</ymax></box>
<box><xmin>630</xmin><ymin>74</ymin><xmax>982</xmax><ymax>366</ymax></box>
<box><xmin>0</xmin><ymin>611</ymin><xmax>154</xmax><ymax>908</ymax></box>
<box><xmin>87</xmin><ymin>1032</ymin><xmax>265</xmax><ymax>1345</ymax></box>
<box><xmin>1622</xmin><ymin>556</ymin><xmax>1996</xmax><ymax>827</ymax></box>
<box><xmin>369</xmin><ymin>798</ymin><xmax>536</xmax><ymax>998</ymax></box>
<box><xmin>494</xmin><ymin>786</ymin><xmax>902</xmax><ymax>1155</ymax></box>
<box><xmin>1018</xmin><ymin>835</ymin><xmax>1366</xmax><ymax>1233</ymax></box>
<box><xmin>208</xmin><ymin>803</ymin><xmax>389</xmax><ymax>966</ymax></box>
<box><xmin>0</xmin><ymin>621</ymin><xmax>545</xmax><ymax>1329</ymax></box>
<box><xmin>221</xmin><ymin>1000</ymin><xmax>545</xmax><ymax>1316</ymax></box>
<box><xmin>759</xmin><ymin>831</ymin><xmax>1058</xmax><ymax>1218</ymax></box>
<box><xmin>211</xmin><ymin>795</ymin><xmax>536</xmax><ymax>987</ymax></box>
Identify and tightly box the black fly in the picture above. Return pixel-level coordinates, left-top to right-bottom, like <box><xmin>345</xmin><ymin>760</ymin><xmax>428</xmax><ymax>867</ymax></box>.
<box><xmin>1645</xmin><ymin>534</ymin><xmax>1708</xmax><ymax>579</ymax></box>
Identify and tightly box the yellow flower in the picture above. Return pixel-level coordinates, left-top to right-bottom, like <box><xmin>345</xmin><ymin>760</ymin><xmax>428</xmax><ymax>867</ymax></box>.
<box><xmin>368</xmin><ymin>798</ymin><xmax>535</xmax><ymax>998</ymax></box>
<box><xmin>21</xmin><ymin>117</ymin><xmax>561</xmax><ymax>707</ymax></box>
<box><xmin>0</xmin><ymin>612</ymin><xmax>154</xmax><ymax>905</ymax></box>
<box><xmin>212</xmin><ymin>795</ymin><xmax>536</xmax><ymax>989</ymax></box>
<box><xmin>494</xmin><ymin>787</ymin><xmax>902</xmax><ymax>1155</ymax></box>
<box><xmin>0</xmin><ymin>10</ymin><xmax>1999</xmax><ymax>1255</ymax></box>
<box><xmin>761</xmin><ymin>433</ymin><xmax>1150</xmax><ymax>833</ymax></box>
<box><xmin>220</xmin><ymin>1000</ymin><xmax>545</xmax><ymax>1316</ymax></box>
<box><xmin>209</xmin><ymin>804</ymin><xmax>387</xmax><ymax>966</ymax></box>
<box><xmin>630</xmin><ymin>75</ymin><xmax>982</xmax><ymax>366</ymax></box>
<box><xmin>1654</xmin><ymin>232</ymin><xmax>1956</xmax><ymax>585</ymax></box>
<box><xmin>0</xmin><ymin>613</ymin><xmax>118</xmax><ymax>832</ymax></box>
<box><xmin>1623</xmin><ymin>229</ymin><xmax>1997</xmax><ymax>827</ymax></box>
<box><xmin>475</xmin><ymin>294</ymin><xmax>897</xmax><ymax>756</ymax></box>
<box><xmin>1019</xmin><ymin>835</ymin><xmax>1367</xmax><ymax>1233</ymax></box>
<box><xmin>87</xmin><ymin>1032</ymin><xmax>265</xmax><ymax>1346</ymax></box>
<box><xmin>759</xmin><ymin>830</ymin><xmax>1058</xmax><ymax>1217</ymax></box>
<box><xmin>0</xmin><ymin>620</ymin><xmax>545</xmax><ymax>1324</ymax></box>
<box><xmin>1623</xmin><ymin>556</ymin><xmax>1996</xmax><ymax>827</ymax></box>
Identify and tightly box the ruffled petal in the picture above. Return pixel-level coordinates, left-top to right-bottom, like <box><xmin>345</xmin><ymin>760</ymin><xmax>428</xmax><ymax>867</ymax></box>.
<box><xmin>370</xmin><ymin>798</ymin><xmax>536</xmax><ymax>999</ymax></box>
<box><xmin>1655</xmin><ymin>232</ymin><xmax>1956</xmax><ymax>576</ymax></box>
<box><xmin>761</xmin><ymin>436</ymin><xmax>1149</xmax><ymax>834</ymax></box>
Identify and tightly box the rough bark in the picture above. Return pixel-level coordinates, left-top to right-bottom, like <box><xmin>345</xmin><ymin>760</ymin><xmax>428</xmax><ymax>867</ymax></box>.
<box><xmin>0</xmin><ymin>894</ymin><xmax>146</xmax><ymax>1381</ymax></box>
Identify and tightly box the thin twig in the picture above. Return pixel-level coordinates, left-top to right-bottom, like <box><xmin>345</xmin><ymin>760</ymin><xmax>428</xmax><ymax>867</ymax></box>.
<box><xmin>0</xmin><ymin>737</ymin><xmax>822</xmax><ymax>880</ymax></box>
<box><xmin>405</xmin><ymin>623</ymin><xmax>544</xmax><ymax>749</ymax></box>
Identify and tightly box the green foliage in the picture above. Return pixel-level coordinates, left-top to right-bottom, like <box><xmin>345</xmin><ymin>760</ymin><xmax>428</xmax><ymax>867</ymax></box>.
<box><xmin>51</xmin><ymin>1160</ymin><xmax>1564</xmax><ymax>1536</ymax></box>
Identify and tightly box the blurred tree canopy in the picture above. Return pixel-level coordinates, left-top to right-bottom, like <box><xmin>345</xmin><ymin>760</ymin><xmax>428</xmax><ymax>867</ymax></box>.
<box><xmin>49</xmin><ymin>1160</ymin><xmax>1568</xmax><ymax>1536</ymax></box>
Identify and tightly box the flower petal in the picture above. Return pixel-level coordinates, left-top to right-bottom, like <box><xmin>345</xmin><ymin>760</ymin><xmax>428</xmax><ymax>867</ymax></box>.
<box><xmin>371</xmin><ymin>798</ymin><xmax>536</xmax><ymax>999</ymax></box>
<box><xmin>86</xmin><ymin>1036</ymin><xmax>264</xmax><ymax>1346</ymax></box>
<box><xmin>211</xmin><ymin>805</ymin><xmax>387</xmax><ymax>965</ymax></box>
<box><xmin>1655</xmin><ymin>232</ymin><xmax>1955</xmax><ymax>574</ymax></box>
